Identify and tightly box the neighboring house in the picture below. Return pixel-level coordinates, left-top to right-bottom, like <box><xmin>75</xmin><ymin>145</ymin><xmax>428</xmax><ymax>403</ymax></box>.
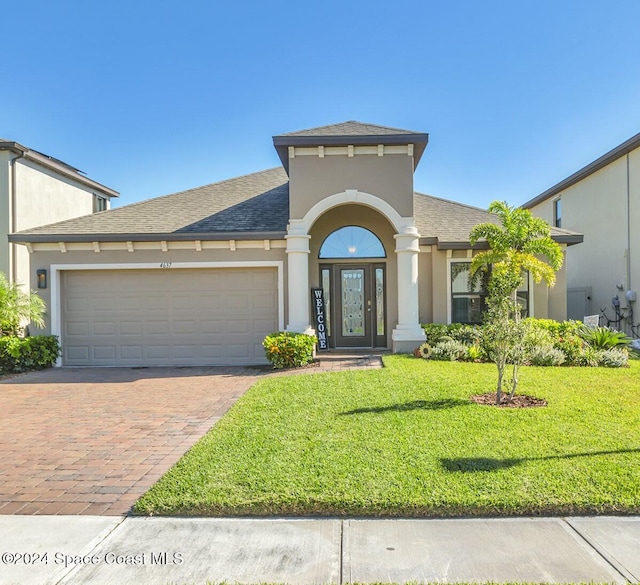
<box><xmin>10</xmin><ymin>121</ymin><xmax>582</xmax><ymax>366</ymax></box>
<box><xmin>523</xmin><ymin>132</ymin><xmax>639</xmax><ymax>334</ymax></box>
<box><xmin>1</xmin><ymin>140</ymin><xmax>118</xmax><ymax>291</ymax></box>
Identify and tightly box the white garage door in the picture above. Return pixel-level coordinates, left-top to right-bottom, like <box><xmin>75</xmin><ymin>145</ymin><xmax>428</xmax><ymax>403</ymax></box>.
<box><xmin>61</xmin><ymin>268</ymin><xmax>278</xmax><ymax>366</ymax></box>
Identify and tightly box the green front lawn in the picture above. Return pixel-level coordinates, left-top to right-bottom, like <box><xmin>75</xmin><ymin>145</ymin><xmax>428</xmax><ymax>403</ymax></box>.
<box><xmin>134</xmin><ymin>356</ymin><xmax>640</xmax><ymax>517</ymax></box>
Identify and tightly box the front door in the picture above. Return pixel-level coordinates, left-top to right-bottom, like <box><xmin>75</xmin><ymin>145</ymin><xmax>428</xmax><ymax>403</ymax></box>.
<box><xmin>320</xmin><ymin>264</ymin><xmax>386</xmax><ymax>348</ymax></box>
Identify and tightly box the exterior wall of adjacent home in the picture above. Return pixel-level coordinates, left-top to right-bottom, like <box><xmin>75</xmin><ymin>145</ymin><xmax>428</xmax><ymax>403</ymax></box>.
<box><xmin>25</xmin><ymin>244</ymin><xmax>288</xmax><ymax>336</ymax></box>
<box><xmin>0</xmin><ymin>152</ymin><xmax>12</xmax><ymax>280</ymax></box>
<box><xmin>2</xmin><ymin>154</ymin><xmax>111</xmax><ymax>290</ymax></box>
<box><xmin>288</xmin><ymin>153</ymin><xmax>415</xmax><ymax>219</ymax></box>
<box><xmin>528</xmin><ymin>149</ymin><xmax>639</xmax><ymax>330</ymax></box>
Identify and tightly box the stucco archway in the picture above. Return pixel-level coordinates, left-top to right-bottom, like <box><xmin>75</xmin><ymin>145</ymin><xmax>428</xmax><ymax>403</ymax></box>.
<box><xmin>285</xmin><ymin>189</ymin><xmax>426</xmax><ymax>352</ymax></box>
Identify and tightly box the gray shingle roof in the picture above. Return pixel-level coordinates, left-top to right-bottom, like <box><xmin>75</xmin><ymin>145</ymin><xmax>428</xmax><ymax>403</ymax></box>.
<box><xmin>11</xmin><ymin>166</ymin><xmax>581</xmax><ymax>247</ymax></box>
<box><xmin>279</xmin><ymin>121</ymin><xmax>425</xmax><ymax>137</ymax></box>
<box><xmin>414</xmin><ymin>192</ymin><xmax>583</xmax><ymax>247</ymax></box>
<box><xmin>11</xmin><ymin>167</ymin><xmax>289</xmax><ymax>242</ymax></box>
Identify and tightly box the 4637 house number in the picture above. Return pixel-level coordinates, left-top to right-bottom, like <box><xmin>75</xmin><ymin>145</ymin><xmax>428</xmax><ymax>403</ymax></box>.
<box><xmin>160</xmin><ymin>262</ymin><xmax>172</xmax><ymax>269</ymax></box>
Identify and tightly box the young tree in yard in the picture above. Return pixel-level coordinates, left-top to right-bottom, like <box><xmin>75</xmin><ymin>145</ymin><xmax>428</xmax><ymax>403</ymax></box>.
<box><xmin>469</xmin><ymin>202</ymin><xmax>563</xmax><ymax>404</ymax></box>
<box><xmin>0</xmin><ymin>272</ymin><xmax>46</xmax><ymax>336</ymax></box>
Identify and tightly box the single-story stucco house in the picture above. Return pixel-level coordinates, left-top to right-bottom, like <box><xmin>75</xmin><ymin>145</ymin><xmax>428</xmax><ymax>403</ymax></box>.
<box><xmin>9</xmin><ymin>121</ymin><xmax>583</xmax><ymax>366</ymax></box>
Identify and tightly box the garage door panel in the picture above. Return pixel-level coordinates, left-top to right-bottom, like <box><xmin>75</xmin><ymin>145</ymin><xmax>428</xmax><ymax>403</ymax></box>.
<box><xmin>62</xmin><ymin>268</ymin><xmax>278</xmax><ymax>366</ymax></box>
<box><xmin>121</xmin><ymin>346</ymin><xmax>143</xmax><ymax>359</ymax></box>
<box><xmin>93</xmin><ymin>322</ymin><xmax>116</xmax><ymax>335</ymax></box>
<box><xmin>120</xmin><ymin>322</ymin><xmax>143</xmax><ymax>335</ymax></box>
<box><xmin>65</xmin><ymin>346</ymin><xmax>90</xmax><ymax>362</ymax></box>
<box><xmin>94</xmin><ymin>346</ymin><xmax>116</xmax><ymax>360</ymax></box>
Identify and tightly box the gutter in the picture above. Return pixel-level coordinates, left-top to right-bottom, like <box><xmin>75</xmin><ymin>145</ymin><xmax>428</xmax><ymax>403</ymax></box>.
<box><xmin>1</xmin><ymin>141</ymin><xmax>119</xmax><ymax>199</ymax></box>
<box><xmin>8</xmin><ymin>230</ymin><xmax>288</xmax><ymax>244</ymax></box>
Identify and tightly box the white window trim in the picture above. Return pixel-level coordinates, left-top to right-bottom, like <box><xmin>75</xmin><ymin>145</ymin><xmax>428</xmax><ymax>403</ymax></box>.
<box><xmin>50</xmin><ymin>261</ymin><xmax>284</xmax><ymax>367</ymax></box>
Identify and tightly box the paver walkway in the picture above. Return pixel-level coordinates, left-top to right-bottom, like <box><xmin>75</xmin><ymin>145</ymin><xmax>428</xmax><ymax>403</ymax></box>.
<box><xmin>0</xmin><ymin>353</ymin><xmax>383</xmax><ymax>516</ymax></box>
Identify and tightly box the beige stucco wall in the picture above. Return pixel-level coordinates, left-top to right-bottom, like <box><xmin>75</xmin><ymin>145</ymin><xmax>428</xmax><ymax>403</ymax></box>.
<box><xmin>529</xmin><ymin>149</ymin><xmax>639</xmax><ymax>329</ymax></box>
<box><xmin>5</xmin><ymin>157</ymin><xmax>112</xmax><ymax>291</ymax></box>
<box><xmin>0</xmin><ymin>152</ymin><xmax>12</xmax><ymax>280</ymax></box>
<box><xmin>289</xmin><ymin>154</ymin><xmax>415</xmax><ymax>219</ymax></box>
<box><xmin>27</xmin><ymin>244</ymin><xmax>288</xmax><ymax>336</ymax></box>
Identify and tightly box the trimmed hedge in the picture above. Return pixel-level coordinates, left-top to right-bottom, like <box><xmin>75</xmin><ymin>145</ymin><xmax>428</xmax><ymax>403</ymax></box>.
<box><xmin>262</xmin><ymin>331</ymin><xmax>317</xmax><ymax>369</ymax></box>
<box><xmin>0</xmin><ymin>335</ymin><xmax>61</xmax><ymax>374</ymax></box>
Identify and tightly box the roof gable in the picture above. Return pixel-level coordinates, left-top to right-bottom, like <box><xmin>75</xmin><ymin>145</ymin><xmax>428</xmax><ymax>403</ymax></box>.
<box><xmin>273</xmin><ymin>120</ymin><xmax>429</xmax><ymax>172</ymax></box>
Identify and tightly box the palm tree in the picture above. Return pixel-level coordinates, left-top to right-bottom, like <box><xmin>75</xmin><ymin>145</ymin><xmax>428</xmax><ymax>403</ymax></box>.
<box><xmin>0</xmin><ymin>272</ymin><xmax>46</xmax><ymax>336</ymax></box>
<box><xmin>469</xmin><ymin>201</ymin><xmax>563</xmax><ymax>403</ymax></box>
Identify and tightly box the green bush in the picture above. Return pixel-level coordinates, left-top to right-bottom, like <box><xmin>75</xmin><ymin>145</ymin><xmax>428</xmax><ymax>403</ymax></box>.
<box><xmin>0</xmin><ymin>335</ymin><xmax>61</xmax><ymax>374</ymax></box>
<box><xmin>422</xmin><ymin>323</ymin><xmax>482</xmax><ymax>346</ymax></box>
<box><xmin>581</xmin><ymin>326</ymin><xmax>632</xmax><ymax>350</ymax></box>
<box><xmin>262</xmin><ymin>331</ymin><xmax>317</xmax><ymax>369</ymax></box>
<box><xmin>528</xmin><ymin>345</ymin><xmax>566</xmax><ymax>367</ymax></box>
<box><xmin>430</xmin><ymin>340</ymin><xmax>468</xmax><ymax>361</ymax></box>
<box><xmin>465</xmin><ymin>344</ymin><xmax>483</xmax><ymax>361</ymax></box>
<box><xmin>598</xmin><ymin>348</ymin><xmax>629</xmax><ymax>368</ymax></box>
<box><xmin>422</xmin><ymin>324</ymin><xmax>450</xmax><ymax>345</ymax></box>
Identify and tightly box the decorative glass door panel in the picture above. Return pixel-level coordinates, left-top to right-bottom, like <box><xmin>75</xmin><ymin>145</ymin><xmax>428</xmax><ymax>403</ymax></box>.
<box><xmin>341</xmin><ymin>269</ymin><xmax>365</xmax><ymax>336</ymax></box>
<box><xmin>321</xmin><ymin>264</ymin><xmax>385</xmax><ymax>348</ymax></box>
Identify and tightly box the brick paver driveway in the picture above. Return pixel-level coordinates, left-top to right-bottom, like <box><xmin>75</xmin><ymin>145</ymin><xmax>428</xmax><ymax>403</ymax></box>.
<box><xmin>0</xmin><ymin>367</ymin><xmax>260</xmax><ymax>515</ymax></box>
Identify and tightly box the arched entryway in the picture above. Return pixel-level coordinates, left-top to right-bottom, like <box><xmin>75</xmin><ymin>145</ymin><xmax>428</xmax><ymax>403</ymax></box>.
<box><xmin>318</xmin><ymin>226</ymin><xmax>387</xmax><ymax>348</ymax></box>
<box><xmin>285</xmin><ymin>189</ymin><xmax>426</xmax><ymax>353</ymax></box>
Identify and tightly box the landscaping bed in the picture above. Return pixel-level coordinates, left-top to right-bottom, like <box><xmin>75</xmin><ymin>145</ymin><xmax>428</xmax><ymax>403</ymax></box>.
<box><xmin>134</xmin><ymin>356</ymin><xmax>640</xmax><ymax>517</ymax></box>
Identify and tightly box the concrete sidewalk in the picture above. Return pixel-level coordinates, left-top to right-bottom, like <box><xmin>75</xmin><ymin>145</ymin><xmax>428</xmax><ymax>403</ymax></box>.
<box><xmin>1</xmin><ymin>516</ymin><xmax>639</xmax><ymax>584</ymax></box>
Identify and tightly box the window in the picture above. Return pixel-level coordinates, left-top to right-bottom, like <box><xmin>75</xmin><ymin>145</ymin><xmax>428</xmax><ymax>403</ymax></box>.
<box><xmin>93</xmin><ymin>195</ymin><xmax>107</xmax><ymax>212</ymax></box>
<box><xmin>451</xmin><ymin>262</ymin><xmax>487</xmax><ymax>324</ymax></box>
<box><xmin>319</xmin><ymin>226</ymin><xmax>385</xmax><ymax>259</ymax></box>
<box><xmin>450</xmin><ymin>262</ymin><xmax>530</xmax><ymax>324</ymax></box>
<box><xmin>553</xmin><ymin>198</ymin><xmax>561</xmax><ymax>228</ymax></box>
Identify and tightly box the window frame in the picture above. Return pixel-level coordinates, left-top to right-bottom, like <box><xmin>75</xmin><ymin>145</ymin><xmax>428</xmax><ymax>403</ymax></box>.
<box><xmin>553</xmin><ymin>198</ymin><xmax>562</xmax><ymax>228</ymax></box>
<box><xmin>447</xmin><ymin>258</ymin><xmax>532</xmax><ymax>324</ymax></box>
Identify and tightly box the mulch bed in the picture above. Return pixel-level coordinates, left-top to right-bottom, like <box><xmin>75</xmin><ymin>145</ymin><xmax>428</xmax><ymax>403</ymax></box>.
<box><xmin>471</xmin><ymin>393</ymin><xmax>547</xmax><ymax>408</ymax></box>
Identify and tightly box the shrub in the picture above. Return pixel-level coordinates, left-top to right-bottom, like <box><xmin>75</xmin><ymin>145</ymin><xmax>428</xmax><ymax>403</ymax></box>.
<box><xmin>598</xmin><ymin>348</ymin><xmax>629</xmax><ymax>368</ymax></box>
<box><xmin>553</xmin><ymin>333</ymin><xmax>585</xmax><ymax>365</ymax></box>
<box><xmin>465</xmin><ymin>344</ymin><xmax>483</xmax><ymax>362</ymax></box>
<box><xmin>0</xmin><ymin>335</ymin><xmax>61</xmax><ymax>374</ymax></box>
<box><xmin>581</xmin><ymin>326</ymin><xmax>632</xmax><ymax>350</ymax></box>
<box><xmin>572</xmin><ymin>346</ymin><xmax>601</xmax><ymax>367</ymax></box>
<box><xmin>528</xmin><ymin>345</ymin><xmax>566</xmax><ymax>367</ymax></box>
<box><xmin>430</xmin><ymin>340</ymin><xmax>468</xmax><ymax>361</ymax></box>
<box><xmin>449</xmin><ymin>325</ymin><xmax>482</xmax><ymax>346</ymax></box>
<box><xmin>422</xmin><ymin>324</ymin><xmax>450</xmax><ymax>345</ymax></box>
<box><xmin>262</xmin><ymin>331</ymin><xmax>317</xmax><ymax>369</ymax></box>
<box><xmin>422</xmin><ymin>323</ymin><xmax>482</xmax><ymax>346</ymax></box>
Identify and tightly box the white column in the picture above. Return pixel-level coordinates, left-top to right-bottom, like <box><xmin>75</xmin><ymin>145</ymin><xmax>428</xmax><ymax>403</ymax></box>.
<box><xmin>392</xmin><ymin>226</ymin><xmax>426</xmax><ymax>352</ymax></box>
<box><xmin>285</xmin><ymin>223</ymin><xmax>314</xmax><ymax>334</ymax></box>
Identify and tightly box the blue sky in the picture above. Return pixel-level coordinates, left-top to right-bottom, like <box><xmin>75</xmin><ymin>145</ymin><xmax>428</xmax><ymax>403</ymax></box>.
<box><xmin>3</xmin><ymin>1</ymin><xmax>640</xmax><ymax>210</ymax></box>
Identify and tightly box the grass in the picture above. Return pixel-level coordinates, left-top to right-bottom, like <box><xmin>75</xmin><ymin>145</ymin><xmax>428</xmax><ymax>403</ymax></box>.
<box><xmin>134</xmin><ymin>356</ymin><xmax>640</xmax><ymax>517</ymax></box>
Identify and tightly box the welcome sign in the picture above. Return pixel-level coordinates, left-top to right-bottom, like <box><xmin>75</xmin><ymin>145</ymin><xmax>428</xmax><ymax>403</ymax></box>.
<box><xmin>311</xmin><ymin>288</ymin><xmax>328</xmax><ymax>350</ymax></box>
